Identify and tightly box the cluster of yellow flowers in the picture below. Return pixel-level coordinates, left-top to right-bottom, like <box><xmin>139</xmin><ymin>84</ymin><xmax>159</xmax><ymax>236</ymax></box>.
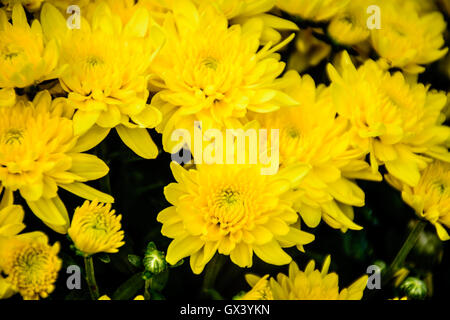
<box><xmin>0</xmin><ymin>0</ymin><xmax>448</xmax><ymax>300</ymax></box>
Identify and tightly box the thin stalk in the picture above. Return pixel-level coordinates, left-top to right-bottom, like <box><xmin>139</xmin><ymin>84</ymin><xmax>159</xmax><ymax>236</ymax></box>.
<box><xmin>382</xmin><ymin>220</ymin><xmax>427</xmax><ymax>286</ymax></box>
<box><xmin>84</xmin><ymin>256</ymin><xmax>100</xmax><ymax>300</ymax></box>
<box><xmin>144</xmin><ymin>279</ymin><xmax>152</xmax><ymax>300</ymax></box>
<box><xmin>201</xmin><ymin>254</ymin><xmax>225</xmax><ymax>299</ymax></box>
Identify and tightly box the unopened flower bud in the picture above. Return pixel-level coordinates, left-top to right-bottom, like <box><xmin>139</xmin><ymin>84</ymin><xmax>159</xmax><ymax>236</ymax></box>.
<box><xmin>400</xmin><ymin>277</ymin><xmax>427</xmax><ymax>300</ymax></box>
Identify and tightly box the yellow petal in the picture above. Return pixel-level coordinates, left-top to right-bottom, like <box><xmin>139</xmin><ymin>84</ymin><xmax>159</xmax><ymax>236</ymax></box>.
<box><xmin>69</xmin><ymin>153</ymin><xmax>109</xmax><ymax>181</ymax></box>
<box><xmin>71</xmin><ymin>126</ymin><xmax>111</xmax><ymax>153</ymax></box>
<box><xmin>253</xmin><ymin>240</ymin><xmax>292</xmax><ymax>265</ymax></box>
<box><xmin>116</xmin><ymin>126</ymin><xmax>159</xmax><ymax>159</ymax></box>
<box><xmin>166</xmin><ymin>235</ymin><xmax>204</xmax><ymax>266</ymax></box>
<box><xmin>59</xmin><ymin>182</ymin><xmax>114</xmax><ymax>203</ymax></box>
<box><xmin>230</xmin><ymin>243</ymin><xmax>253</xmax><ymax>268</ymax></box>
<box><xmin>0</xmin><ymin>88</ymin><xmax>16</xmax><ymax>107</ymax></box>
<box><xmin>27</xmin><ymin>197</ymin><xmax>70</xmax><ymax>234</ymax></box>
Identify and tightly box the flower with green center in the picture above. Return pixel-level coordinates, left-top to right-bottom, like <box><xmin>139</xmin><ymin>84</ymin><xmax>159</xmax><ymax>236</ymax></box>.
<box><xmin>68</xmin><ymin>200</ymin><xmax>125</xmax><ymax>256</ymax></box>
<box><xmin>0</xmin><ymin>5</ymin><xmax>62</xmax><ymax>89</ymax></box>
<box><xmin>386</xmin><ymin>161</ymin><xmax>450</xmax><ymax>241</ymax></box>
<box><xmin>0</xmin><ymin>232</ymin><xmax>61</xmax><ymax>300</ymax></box>
<box><xmin>242</xmin><ymin>256</ymin><xmax>368</xmax><ymax>300</ymax></box>
<box><xmin>327</xmin><ymin>51</ymin><xmax>450</xmax><ymax>187</ymax></box>
<box><xmin>370</xmin><ymin>0</ymin><xmax>448</xmax><ymax>74</ymax></box>
<box><xmin>0</xmin><ymin>90</ymin><xmax>112</xmax><ymax>234</ymax></box>
<box><xmin>157</xmin><ymin>162</ymin><xmax>315</xmax><ymax>274</ymax></box>
<box><xmin>250</xmin><ymin>71</ymin><xmax>380</xmax><ymax>231</ymax></box>
<box><xmin>150</xmin><ymin>0</ymin><xmax>298</xmax><ymax>153</ymax></box>
<box><xmin>40</xmin><ymin>2</ymin><xmax>164</xmax><ymax>159</ymax></box>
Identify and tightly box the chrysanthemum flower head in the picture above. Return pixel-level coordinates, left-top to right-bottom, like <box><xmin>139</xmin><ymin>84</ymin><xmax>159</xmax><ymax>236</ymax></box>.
<box><xmin>0</xmin><ymin>232</ymin><xmax>61</xmax><ymax>300</ymax></box>
<box><xmin>276</xmin><ymin>0</ymin><xmax>349</xmax><ymax>22</ymax></box>
<box><xmin>40</xmin><ymin>1</ymin><xmax>164</xmax><ymax>159</ymax></box>
<box><xmin>250</xmin><ymin>70</ymin><xmax>379</xmax><ymax>231</ymax></box>
<box><xmin>370</xmin><ymin>0</ymin><xmax>448</xmax><ymax>74</ymax></box>
<box><xmin>327</xmin><ymin>51</ymin><xmax>450</xmax><ymax>187</ymax></box>
<box><xmin>150</xmin><ymin>0</ymin><xmax>298</xmax><ymax>153</ymax></box>
<box><xmin>157</xmin><ymin>161</ymin><xmax>315</xmax><ymax>274</ymax></box>
<box><xmin>386</xmin><ymin>161</ymin><xmax>450</xmax><ymax>241</ymax></box>
<box><xmin>243</xmin><ymin>256</ymin><xmax>368</xmax><ymax>300</ymax></box>
<box><xmin>68</xmin><ymin>200</ymin><xmax>125</xmax><ymax>256</ymax></box>
<box><xmin>0</xmin><ymin>90</ymin><xmax>112</xmax><ymax>234</ymax></box>
<box><xmin>0</xmin><ymin>4</ymin><xmax>62</xmax><ymax>88</ymax></box>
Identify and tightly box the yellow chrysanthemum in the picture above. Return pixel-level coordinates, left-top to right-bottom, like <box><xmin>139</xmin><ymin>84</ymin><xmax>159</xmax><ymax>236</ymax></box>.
<box><xmin>238</xmin><ymin>275</ymin><xmax>273</xmax><ymax>300</ymax></box>
<box><xmin>327</xmin><ymin>1</ymin><xmax>370</xmax><ymax>46</ymax></box>
<box><xmin>68</xmin><ymin>200</ymin><xmax>125</xmax><ymax>256</ymax></box>
<box><xmin>327</xmin><ymin>51</ymin><xmax>450</xmax><ymax>187</ymax></box>
<box><xmin>150</xmin><ymin>0</ymin><xmax>298</xmax><ymax>153</ymax></box>
<box><xmin>157</xmin><ymin>162</ymin><xmax>315</xmax><ymax>274</ymax></box>
<box><xmin>243</xmin><ymin>256</ymin><xmax>368</xmax><ymax>300</ymax></box>
<box><xmin>276</xmin><ymin>0</ymin><xmax>349</xmax><ymax>22</ymax></box>
<box><xmin>0</xmin><ymin>5</ymin><xmax>62</xmax><ymax>88</ymax></box>
<box><xmin>386</xmin><ymin>161</ymin><xmax>450</xmax><ymax>241</ymax></box>
<box><xmin>40</xmin><ymin>2</ymin><xmax>164</xmax><ymax>159</ymax></box>
<box><xmin>0</xmin><ymin>232</ymin><xmax>61</xmax><ymax>300</ymax></box>
<box><xmin>370</xmin><ymin>0</ymin><xmax>448</xmax><ymax>74</ymax></box>
<box><xmin>0</xmin><ymin>90</ymin><xmax>112</xmax><ymax>234</ymax></box>
<box><xmin>1</xmin><ymin>0</ymin><xmax>43</xmax><ymax>11</ymax></box>
<box><xmin>250</xmin><ymin>71</ymin><xmax>380</xmax><ymax>231</ymax></box>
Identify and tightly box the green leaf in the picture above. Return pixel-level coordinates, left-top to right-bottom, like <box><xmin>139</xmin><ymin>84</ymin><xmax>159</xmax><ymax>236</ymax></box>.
<box><xmin>112</xmin><ymin>273</ymin><xmax>144</xmax><ymax>300</ymax></box>
<box><xmin>97</xmin><ymin>253</ymin><xmax>111</xmax><ymax>264</ymax></box>
<box><xmin>150</xmin><ymin>269</ymin><xmax>169</xmax><ymax>292</ymax></box>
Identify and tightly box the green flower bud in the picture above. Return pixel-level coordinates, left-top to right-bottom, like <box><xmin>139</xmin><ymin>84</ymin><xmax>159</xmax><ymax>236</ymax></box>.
<box><xmin>143</xmin><ymin>242</ymin><xmax>167</xmax><ymax>276</ymax></box>
<box><xmin>400</xmin><ymin>277</ymin><xmax>427</xmax><ymax>300</ymax></box>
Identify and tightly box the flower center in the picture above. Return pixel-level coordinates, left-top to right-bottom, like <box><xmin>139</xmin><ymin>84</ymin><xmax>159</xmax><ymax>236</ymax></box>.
<box><xmin>286</xmin><ymin>127</ymin><xmax>300</xmax><ymax>139</ymax></box>
<box><xmin>86</xmin><ymin>56</ymin><xmax>104</xmax><ymax>67</ymax></box>
<box><xmin>218</xmin><ymin>188</ymin><xmax>240</xmax><ymax>207</ymax></box>
<box><xmin>209</xmin><ymin>187</ymin><xmax>248</xmax><ymax>231</ymax></box>
<box><xmin>3</xmin><ymin>128</ymin><xmax>24</xmax><ymax>145</ymax></box>
<box><xmin>202</xmin><ymin>56</ymin><xmax>219</xmax><ymax>70</ymax></box>
<box><xmin>1</xmin><ymin>44</ymin><xmax>23</xmax><ymax>62</ymax></box>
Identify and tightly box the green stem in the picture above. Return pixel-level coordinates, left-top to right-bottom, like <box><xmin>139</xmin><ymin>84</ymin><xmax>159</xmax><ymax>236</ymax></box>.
<box><xmin>201</xmin><ymin>254</ymin><xmax>225</xmax><ymax>299</ymax></box>
<box><xmin>382</xmin><ymin>220</ymin><xmax>427</xmax><ymax>286</ymax></box>
<box><xmin>84</xmin><ymin>256</ymin><xmax>100</xmax><ymax>300</ymax></box>
<box><xmin>144</xmin><ymin>279</ymin><xmax>152</xmax><ymax>300</ymax></box>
